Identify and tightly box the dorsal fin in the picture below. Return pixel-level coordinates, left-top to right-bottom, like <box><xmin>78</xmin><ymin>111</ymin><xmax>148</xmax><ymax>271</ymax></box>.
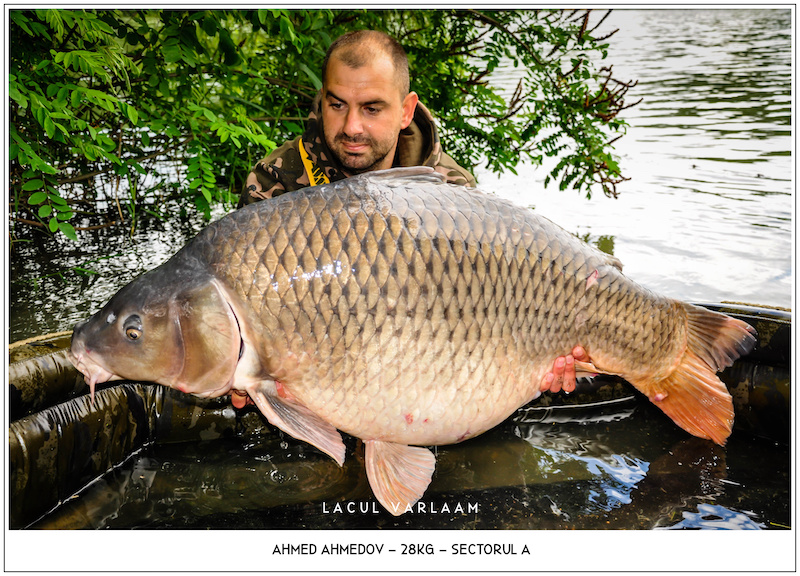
<box><xmin>358</xmin><ymin>166</ymin><xmax>446</xmax><ymax>185</ymax></box>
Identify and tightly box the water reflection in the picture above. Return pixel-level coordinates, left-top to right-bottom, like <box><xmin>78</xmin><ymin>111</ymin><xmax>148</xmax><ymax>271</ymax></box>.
<box><xmin>9</xmin><ymin>204</ymin><xmax>227</xmax><ymax>342</ymax></box>
<box><xmin>516</xmin><ymin>425</ymin><xmax>649</xmax><ymax>513</ymax></box>
<box><xmin>663</xmin><ymin>503</ymin><xmax>764</xmax><ymax>530</ymax></box>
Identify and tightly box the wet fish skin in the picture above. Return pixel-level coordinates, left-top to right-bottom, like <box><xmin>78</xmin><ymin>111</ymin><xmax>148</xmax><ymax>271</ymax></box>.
<box><xmin>69</xmin><ymin>167</ymin><xmax>756</xmax><ymax>515</ymax></box>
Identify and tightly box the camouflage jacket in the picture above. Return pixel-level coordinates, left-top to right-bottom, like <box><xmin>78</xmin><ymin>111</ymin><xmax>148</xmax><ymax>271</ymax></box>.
<box><xmin>238</xmin><ymin>94</ymin><xmax>476</xmax><ymax>207</ymax></box>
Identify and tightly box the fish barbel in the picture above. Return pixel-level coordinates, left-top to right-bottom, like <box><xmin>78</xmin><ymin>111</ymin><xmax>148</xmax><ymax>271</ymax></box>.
<box><xmin>69</xmin><ymin>167</ymin><xmax>756</xmax><ymax>514</ymax></box>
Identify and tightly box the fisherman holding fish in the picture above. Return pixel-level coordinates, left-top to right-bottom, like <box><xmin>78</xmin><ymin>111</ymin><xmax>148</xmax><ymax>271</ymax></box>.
<box><xmin>238</xmin><ymin>29</ymin><xmax>587</xmax><ymax>394</ymax></box>
<box><xmin>67</xmin><ymin>29</ymin><xmax>757</xmax><ymax>517</ymax></box>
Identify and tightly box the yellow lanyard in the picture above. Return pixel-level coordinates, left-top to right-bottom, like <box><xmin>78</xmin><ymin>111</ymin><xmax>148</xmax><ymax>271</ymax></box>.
<box><xmin>298</xmin><ymin>137</ymin><xmax>330</xmax><ymax>186</ymax></box>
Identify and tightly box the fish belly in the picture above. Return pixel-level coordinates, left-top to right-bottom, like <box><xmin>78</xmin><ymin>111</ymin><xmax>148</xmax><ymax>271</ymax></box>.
<box><xmin>197</xmin><ymin>170</ymin><xmax>711</xmax><ymax>446</ymax></box>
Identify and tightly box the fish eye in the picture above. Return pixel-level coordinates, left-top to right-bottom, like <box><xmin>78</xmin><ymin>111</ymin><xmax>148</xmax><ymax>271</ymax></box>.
<box><xmin>123</xmin><ymin>315</ymin><xmax>142</xmax><ymax>341</ymax></box>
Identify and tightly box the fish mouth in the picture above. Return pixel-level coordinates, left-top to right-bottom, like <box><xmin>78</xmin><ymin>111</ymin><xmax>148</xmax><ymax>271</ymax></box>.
<box><xmin>67</xmin><ymin>343</ymin><xmax>122</xmax><ymax>404</ymax></box>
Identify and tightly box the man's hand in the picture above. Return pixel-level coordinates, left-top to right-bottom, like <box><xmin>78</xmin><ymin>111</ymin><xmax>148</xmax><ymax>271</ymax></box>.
<box><xmin>540</xmin><ymin>346</ymin><xmax>589</xmax><ymax>394</ymax></box>
<box><xmin>231</xmin><ymin>389</ymin><xmax>253</xmax><ymax>409</ymax></box>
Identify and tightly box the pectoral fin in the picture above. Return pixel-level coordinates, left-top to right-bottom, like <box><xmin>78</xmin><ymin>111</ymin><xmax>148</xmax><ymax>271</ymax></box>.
<box><xmin>365</xmin><ymin>440</ymin><xmax>436</xmax><ymax>516</ymax></box>
<box><xmin>249</xmin><ymin>387</ymin><xmax>346</xmax><ymax>466</ymax></box>
<box><xmin>574</xmin><ymin>359</ymin><xmax>603</xmax><ymax>377</ymax></box>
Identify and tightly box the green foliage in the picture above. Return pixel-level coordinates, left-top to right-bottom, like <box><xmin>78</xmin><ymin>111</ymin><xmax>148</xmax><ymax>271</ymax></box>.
<box><xmin>385</xmin><ymin>10</ymin><xmax>637</xmax><ymax>198</ymax></box>
<box><xmin>9</xmin><ymin>9</ymin><xmax>636</xmax><ymax>242</ymax></box>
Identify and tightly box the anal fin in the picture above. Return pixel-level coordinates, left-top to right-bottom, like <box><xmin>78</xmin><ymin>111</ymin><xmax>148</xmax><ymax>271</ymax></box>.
<box><xmin>574</xmin><ymin>359</ymin><xmax>603</xmax><ymax>378</ymax></box>
<box><xmin>365</xmin><ymin>440</ymin><xmax>436</xmax><ymax>516</ymax></box>
<box><xmin>629</xmin><ymin>349</ymin><xmax>734</xmax><ymax>445</ymax></box>
<box><xmin>250</xmin><ymin>388</ymin><xmax>346</xmax><ymax>466</ymax></box>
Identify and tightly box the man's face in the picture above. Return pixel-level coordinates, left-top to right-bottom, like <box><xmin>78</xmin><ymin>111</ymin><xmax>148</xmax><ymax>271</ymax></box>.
<box><xmin>322</xmin><ymin>54</ymin><xmax>418</xmax><ymax>174</ymax></box>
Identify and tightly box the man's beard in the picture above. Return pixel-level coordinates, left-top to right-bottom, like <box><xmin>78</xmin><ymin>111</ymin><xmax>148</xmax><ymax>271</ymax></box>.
<box><xmin>327</xmin><ymin>133</ymin><xmax>395</xmax><ymax>174</ymax></box>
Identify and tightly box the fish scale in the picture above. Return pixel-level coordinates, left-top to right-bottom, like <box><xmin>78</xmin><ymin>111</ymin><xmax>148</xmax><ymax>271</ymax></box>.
<box><xmin>69</xmin><ymin>167</ymin><xmax>756</xmax><ymax>515</ymax></box>
<box><xmin>213</xmin><ymin>175</ymin><xmax>572</xmax><ymax>441</ymax></box>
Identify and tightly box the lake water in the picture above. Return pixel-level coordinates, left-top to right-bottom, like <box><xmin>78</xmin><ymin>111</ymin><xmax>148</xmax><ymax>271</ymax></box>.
<box><xmin>4</xmin><ymin>7</ymin><xmax>794</xmax><ymax>559</ymax></box>
<box><xmin>477</xmin><ymin>8</ymin><xmax>792</xmax><ymax>311</ymax></box>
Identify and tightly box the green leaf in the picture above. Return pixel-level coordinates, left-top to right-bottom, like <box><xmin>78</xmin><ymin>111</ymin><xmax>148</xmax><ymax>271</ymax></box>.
<box><xmin>163</xmin><ymin>43</ymin><xmax>181</xmax><ymax>63</ymax></box>
<box><xmin>48</xmin><ymin>195</ymin><xmax>68</xmax><ymax>207</ymax></box>
<box><xmin>300</xmin><ymin>63</ymin><xmax>322</xmax><ymax>91</ymax></box>
<box><xmin>121</xmin><ymin>102</ymin><xmax>139</xmax><ymax>125</ymax></box>
<box><xmin>194</xmin><ymin>194</ymin><xmax>210</xmax><ymax>219</ymax></box>
<box><xmin>12</xmin><ymin>12</ymin><xmax>33</xmax><ymax>36</ymax></box>
<box><xmin>44</xmin><ymin>116</ymin><xmax>56</xmax><ymax>139</ymax></box>
<box><xmin>58</xmin><ymin>222</ymin><xmax>78</xmax><ymax>240</ymax></box>
<box><xmin>38</xmin><ymin>204</ymin><xmax>53</xmax><ymax>218</ymax></box>
<box><xmin>9</xmin><ymin>85</ymin><xmax>29</xmax><ymax>109</ymax></box>
<box><xmin>201</xmin><ymin>15</ymin><xmax>217</xmax><ymax>37</ymax></box>
<box><xmin>72</xmin><ymin>266</ymin><xmax>99</xmax><ymax>275</ymax></box>
<box><xmin>143</xmin><ymin>209</ymin><xmax>165</xmax><ymax>221</ymax></box>
<box><xmin>23</xmin><ymin>179</ymin><xmax>45</xmax><ymax>191</ymax></box>
<box><xmin>28</xmin><ymin>191</ymin><xmax>47</xmax><ymax>205</ymax></box>
<box><xmin>48</xmin><ymin>217</ymin><xmax>59</xmax><ymax>233</ymax></box>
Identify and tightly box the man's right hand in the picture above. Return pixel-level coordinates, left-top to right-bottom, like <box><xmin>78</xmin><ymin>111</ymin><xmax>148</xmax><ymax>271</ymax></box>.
<box><xmin>540</xmin><ymin>345</ymin><xmax>589</xmax><ymax>394</ymax></box>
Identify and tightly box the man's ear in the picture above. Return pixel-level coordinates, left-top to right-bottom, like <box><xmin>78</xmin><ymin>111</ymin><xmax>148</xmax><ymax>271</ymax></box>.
<box><xmin>401</xmin><ymin>91</ymin><xmax>419</xmax><ymax>129</ymax></box>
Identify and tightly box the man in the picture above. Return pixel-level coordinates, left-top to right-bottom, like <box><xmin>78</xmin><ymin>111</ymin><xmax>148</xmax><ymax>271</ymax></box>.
<box><xmin>239</xmin><ymin>30</ymin><xmax>474</xmax><ymax>206</ymax></box>
<box><xmin>233</xmin><ymin>30</ymin><xmax>585</xmax><ymax>407</ymax></box>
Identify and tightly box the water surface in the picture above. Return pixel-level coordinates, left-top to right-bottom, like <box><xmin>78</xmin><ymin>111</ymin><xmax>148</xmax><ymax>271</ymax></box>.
<box><xmin>477</xmin><ymin>8</ymin><xmax>792</xmax><ymax>309</ymax></box>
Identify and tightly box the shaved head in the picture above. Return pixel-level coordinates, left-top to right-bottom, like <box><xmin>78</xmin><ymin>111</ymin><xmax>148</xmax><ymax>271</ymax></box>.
<box><xmin>322</xmin><ymin>30</ymin><xmax>410</xmax><ymax>96</ymax></box>
<box><xmin>320</xmin><ymin>29</ymin><xmax>419</xmax><ymax>175</ymax></box>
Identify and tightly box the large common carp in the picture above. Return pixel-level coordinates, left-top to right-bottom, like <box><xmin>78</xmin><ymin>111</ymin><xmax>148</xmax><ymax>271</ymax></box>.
<box><xmin>69</xmin><ymin>167</ymin><xmax>756</xmax><ymax>515</ymax></box>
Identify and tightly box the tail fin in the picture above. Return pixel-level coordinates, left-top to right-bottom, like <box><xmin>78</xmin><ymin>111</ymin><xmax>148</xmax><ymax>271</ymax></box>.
<box><xmin>630</xmin><ymin>303</ymin><xmax>757</xmax><ymax>445</ymax></box>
